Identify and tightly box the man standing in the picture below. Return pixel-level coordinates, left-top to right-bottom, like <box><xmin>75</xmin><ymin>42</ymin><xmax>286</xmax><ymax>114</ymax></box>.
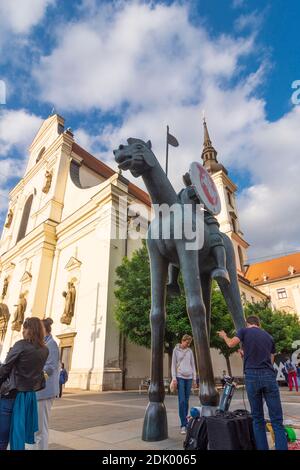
<box><xmin>34</xmin><ymin>318</ymin><xmax>59</xmax><ymax>450</ymax></box>
<box><xmin>218</xmin><ymin>315</ymin><xmax>287</xmax><ymax>450</ymax></box>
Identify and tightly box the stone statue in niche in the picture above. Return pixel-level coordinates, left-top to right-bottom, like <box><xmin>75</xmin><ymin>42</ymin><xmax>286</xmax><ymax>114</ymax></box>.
<box><xmin>4</xmin><ymin>209</ymin><xmax>13</xmax><ymax>228</ymax></box>
<box><xmin>42</xmin><ymin>170</ymin><xmax>52</xmax><ymax>194</ymax></box>
<box><xmin>60</xmin><ymin>281</ymin><xmax>76</xmax><ymax>325</ymax></box>
<box><xmin>11</xmin><ymin>292</ymin><xmax>27</xmax><ymax>332</ymax></box>
<box><xmin>1</xmin><ymin>277</ymin><xmax>9</xmax><ymax>300</ymax></box>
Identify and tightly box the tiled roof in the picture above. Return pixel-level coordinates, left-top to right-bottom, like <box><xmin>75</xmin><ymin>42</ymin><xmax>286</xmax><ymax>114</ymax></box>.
<box><xmin>245</xmin><ymin>252</ymin><xmax>300</xmax><ymax>285</ymax></box>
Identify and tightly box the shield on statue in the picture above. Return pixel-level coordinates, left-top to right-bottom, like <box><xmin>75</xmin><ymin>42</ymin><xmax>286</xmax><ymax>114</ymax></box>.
<box><xmin>189</xmin><ymin>162</ymin><xmax>221</xmax><ymax>215</ymax></box>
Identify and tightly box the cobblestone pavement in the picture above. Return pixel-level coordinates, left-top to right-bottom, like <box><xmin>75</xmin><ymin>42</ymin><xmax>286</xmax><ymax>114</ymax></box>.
<box><xmin>48</xmin><ymin>388</ymin><xmax>300</xmax><ymax>450</ymax></box>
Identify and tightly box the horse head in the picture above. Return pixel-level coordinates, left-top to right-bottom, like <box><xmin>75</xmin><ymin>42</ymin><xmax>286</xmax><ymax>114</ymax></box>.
<box><xmin>113</xmin><ymin>138</ymin><xmax>156</xmax><ymax>178</ymax></box>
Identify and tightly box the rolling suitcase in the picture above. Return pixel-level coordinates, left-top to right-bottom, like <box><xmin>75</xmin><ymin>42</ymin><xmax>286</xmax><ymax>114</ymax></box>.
<box><xmin>206</xmin><ymin>410</ymin><xmax>256</xmax><ymax>450</ymax></box>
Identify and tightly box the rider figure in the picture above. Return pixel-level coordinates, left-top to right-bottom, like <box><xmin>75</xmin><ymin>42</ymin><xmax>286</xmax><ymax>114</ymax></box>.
<box><xmin>167</xmin><ymin>173</ymin><xmax>230</xmax><ymax>296</ymax></box>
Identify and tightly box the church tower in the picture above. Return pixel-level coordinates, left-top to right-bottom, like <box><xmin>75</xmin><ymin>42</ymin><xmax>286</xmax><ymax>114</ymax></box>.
<box><xmin>201</xmin><ymin>118</ymin><xmax>249</xmax><ymax>275</ymax></box>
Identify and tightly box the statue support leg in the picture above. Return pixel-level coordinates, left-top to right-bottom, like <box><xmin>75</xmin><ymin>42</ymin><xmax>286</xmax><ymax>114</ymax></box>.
<box><xmin>178</xmin><ymin>245</ymin><xmax>219</xmax><ymax>406</ymax></box>
<box><xmin>218</xmin><ymin>236</ymin><xmax>246</xmax><ymax>331</ymax></box>
<box><xmin>142</xmin><ymin>241</ymin><xmax>169</xmax><ymax>442</ymax></box>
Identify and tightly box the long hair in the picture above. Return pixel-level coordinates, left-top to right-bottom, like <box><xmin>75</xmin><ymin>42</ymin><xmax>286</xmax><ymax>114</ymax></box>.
<box><xmin>23</xmin><ymin>317</ymin><xmax>45</xmax><ymax>348</ymax></box>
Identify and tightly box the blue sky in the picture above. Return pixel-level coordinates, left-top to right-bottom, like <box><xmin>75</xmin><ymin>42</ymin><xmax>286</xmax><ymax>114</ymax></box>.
<box><xmin>0</xmin><ymin>0</ymin><xmax>299</xmax><ymax>261</ymax></box>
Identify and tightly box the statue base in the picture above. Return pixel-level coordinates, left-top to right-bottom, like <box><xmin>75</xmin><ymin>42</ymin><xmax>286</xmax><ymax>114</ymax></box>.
<box><xmin>142</xmin><ymin>402</ymin><xmax>168</xmax><ymax>442</ymax></box>
<box><xmin>199</xmin><ymin>405</ymin><xmax>218</xmax><ymax>417</ymax></box>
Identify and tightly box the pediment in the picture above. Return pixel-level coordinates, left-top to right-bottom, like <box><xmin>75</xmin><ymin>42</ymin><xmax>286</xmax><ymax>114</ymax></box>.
<box><xmin>29</xmin><ymin>114</ymin><xmax>65</xmax><ymax>152</ymax></box>
<box><xmin>20</xmin><ymin>271</ymin><xmax>32</xmax><ymax>283</ymax></box>
<box><xmin>65</xmin><ymin>257</ymin><xmax>82</xmax><ymax>272</ymax></box>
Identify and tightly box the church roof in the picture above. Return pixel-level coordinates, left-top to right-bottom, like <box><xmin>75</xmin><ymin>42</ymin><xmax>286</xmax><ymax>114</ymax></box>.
<box><xmin>201</xmin><ymin>118</ymin><xmax>228</xmax><ymax>175</ymax></box>
<box><xmin>72</xmin><ymin>142</ymin><xmax>151</xmax><ymax>207</ymax></box>
<box><xmin>245</xmin><ymin>252</ymin><xmax>300</xmax><ymax>285</ymax></box>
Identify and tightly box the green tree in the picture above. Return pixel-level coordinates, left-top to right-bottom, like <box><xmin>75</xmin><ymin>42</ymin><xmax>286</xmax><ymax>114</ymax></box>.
<box><xmin>244</xmin><ymin>300</ymin><xmax>300</xmax><ymax>354</ymax></box>
<box><xmin>115</xmin><ymin>243</ymin><xmax>190</xmax><ymax>375</ymax></box>
<box><xmin>115</xmin><ymin>244</ymin><xmax>240</xmax><ymax>377</ymax></box>
<box><xmin>210</xmin><ymin>283</ymin><xmax>239</xmax><ymax>376</ymax></box>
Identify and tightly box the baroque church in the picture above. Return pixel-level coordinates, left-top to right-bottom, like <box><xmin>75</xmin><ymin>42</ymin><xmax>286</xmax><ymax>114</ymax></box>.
<box><xmin>0</xmin><ymin>114</ymin><xmax>267</xmax><ymax>390</ymax></box>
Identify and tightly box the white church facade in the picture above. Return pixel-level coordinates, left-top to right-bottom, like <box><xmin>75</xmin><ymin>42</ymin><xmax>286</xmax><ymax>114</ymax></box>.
<box><xmin>0</xmin><ymin>114</ymin><xmax>267</xmax><ymax>390</ymax></box>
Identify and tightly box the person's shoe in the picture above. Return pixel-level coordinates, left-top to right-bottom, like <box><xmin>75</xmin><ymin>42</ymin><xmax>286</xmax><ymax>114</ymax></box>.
<box><xmin>180</xmin><ymin>426</ymin><xmax>186</xmax><ymax>434</ymax></box>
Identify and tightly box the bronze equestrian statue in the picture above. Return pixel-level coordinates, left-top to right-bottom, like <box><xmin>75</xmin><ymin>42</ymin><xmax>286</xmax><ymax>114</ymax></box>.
<box><xmin>114</xmin><ymin>138</ymin><xmax>245</xmax><ymax>441</ymax></box>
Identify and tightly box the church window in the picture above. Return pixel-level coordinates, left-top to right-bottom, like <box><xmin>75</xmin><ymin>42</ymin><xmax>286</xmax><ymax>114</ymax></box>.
<box><xmin>16</xmin><ymin>194</ymin><xmax>33</xmax><ymax>243</ymax></box>
<box><xmin>36</xmin><ymin>147</ymin><xmax>45</xmax><ymax>163</ymax></box>
<box><xmin>231</xmin><ymin>217</ymin><xmax>237</xmax><ymax>233</ymax></box>
<box><xmin>277</xmin><ymin>288</ymin><xmax>287</xmax><ymax>299</ymax></box>
<box><xmin>227</xmin><ymin>190</ymin><xmax>233</xmax><ymax>207</ymax></box>
<box><xmin>238</xmin><ymin>246</ymin><xmax>244</xmax><ymax>272</ymax></box>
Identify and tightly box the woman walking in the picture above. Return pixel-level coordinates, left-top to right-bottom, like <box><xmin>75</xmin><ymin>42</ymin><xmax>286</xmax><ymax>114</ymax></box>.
<box><xmin>171</xmin><ymin>334</ymin><xmax>197</xmax><ymax>434</ymax></box>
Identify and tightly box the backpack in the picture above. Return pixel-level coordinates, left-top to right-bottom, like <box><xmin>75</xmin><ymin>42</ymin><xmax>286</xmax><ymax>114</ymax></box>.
<box><xmin>183</xmin><ymin>417</ymin><xmax>208</xmax><ymax>450</ymax></box>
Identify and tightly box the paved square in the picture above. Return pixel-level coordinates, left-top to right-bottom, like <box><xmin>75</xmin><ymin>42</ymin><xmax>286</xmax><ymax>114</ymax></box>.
<box><xmin>48</xmin><ymin>388</ymin><xmax>300</xmax><ymax>450</ymax></box>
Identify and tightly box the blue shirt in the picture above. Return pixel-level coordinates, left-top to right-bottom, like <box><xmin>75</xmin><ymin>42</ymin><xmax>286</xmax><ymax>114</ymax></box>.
<box><xmin>236</xmin><ymin>327</ymin><xmax>275</xmax><ymax>372</ymax></box>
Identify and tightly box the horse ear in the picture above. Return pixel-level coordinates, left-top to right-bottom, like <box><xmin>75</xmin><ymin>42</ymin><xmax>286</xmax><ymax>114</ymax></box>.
<box><xmin>146</xmin><ymin>140</ymin><xmax>152</xmax><ymax>149</ymax></box>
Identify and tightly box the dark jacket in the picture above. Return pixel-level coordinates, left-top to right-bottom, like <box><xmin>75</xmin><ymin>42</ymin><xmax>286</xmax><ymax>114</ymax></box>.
<box><xmin>0</xmin><ymin>339</ymin><xmax>49</xmax><ymax>396</ymax></box>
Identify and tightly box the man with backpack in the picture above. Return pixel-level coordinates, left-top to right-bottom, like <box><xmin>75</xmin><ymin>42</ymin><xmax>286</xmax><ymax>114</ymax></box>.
<box><xmin>284</xmin><ymin>359</ymin><xmax>298</xmax><ymax>392</ymax></box>
<box><xmin>218</xmin><ymin>315</ymin><xmax>288</xmax><ymax>450</ymax></box>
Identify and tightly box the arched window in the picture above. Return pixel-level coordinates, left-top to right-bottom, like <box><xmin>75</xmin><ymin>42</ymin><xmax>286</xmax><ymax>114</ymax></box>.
<box><xmin>16</xmin><ymin>195</ymin><xmax>33</xmax><ymax>243</ymax></box>
<box><xmin>238</xmin><ymin>246</ymin><xmax>244</xmax><ymax>272</ymax></box>
<box><xmin>36</xmin><ymin>147</ymin><xmax>45</xmax><ymax>163</ymax></box>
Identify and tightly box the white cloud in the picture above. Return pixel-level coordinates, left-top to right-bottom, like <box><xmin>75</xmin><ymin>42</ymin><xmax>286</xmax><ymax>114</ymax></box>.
<box><xmin>0</xmin><ymin>109</ymin><xmax>42</xmax><ymax>157</ymax></box>
<box><xmin>0</xmin><ymin>0</ymin><xmax>54</xmax><ymax>34</ymax></box>
<box><xmin>34</xmin><ymin>2</ymin><xmax>253</xmax><ymax>112</ymax></box>
<box><xmin>32</xmin><ymin>1</ymin><xmax>300</xmax><ymax>260</ymax></box>
<box><xmin>0</xmin><ymin>109</ymin><xmax>42</xmax><ymax>220</ymax></box>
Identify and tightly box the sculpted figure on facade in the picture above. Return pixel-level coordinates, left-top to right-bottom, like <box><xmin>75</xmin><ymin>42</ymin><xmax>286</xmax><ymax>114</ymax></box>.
<box><xmin>4</xmin><ymin>209</ymin><xmax>13</xmax><ymax>228</ymax></box>
<box><xmin>60</xmin><ymin>281</ymin><xmax>76</xmax><ymax>325</ymax></box>
<box><xmin>1</xmin><ymin>277</ymin><xmax>9</xmax><ymax>300</ymax></box>
<box><xmin>42</xmin><ymin>170</ymin><xmax>52</xmax><ymax>194</ymax></box>
<box><xmin>11</xmin><ymin>293</ymin><xmax>27</xmax><ymax>332</ymax></box>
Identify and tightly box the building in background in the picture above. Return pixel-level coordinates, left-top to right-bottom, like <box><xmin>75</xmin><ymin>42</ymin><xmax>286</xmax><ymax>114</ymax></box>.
<box><xmin>245</xmin><ymin>252</ymin><xmax>300</xmax><ymax>315</ymax></box>
<box><xmin>201</xmin><ymin>119</ymin><xmax>267</xmax><ymax>306</ymax></box>
<box><xmin>0</xmin><ymin>114</ymin><xmax>267</xmax><ymax>390</ymax></box>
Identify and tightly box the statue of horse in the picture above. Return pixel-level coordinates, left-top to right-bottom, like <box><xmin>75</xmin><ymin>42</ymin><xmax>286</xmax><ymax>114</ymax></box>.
<box><xmin>114</xmin><ymin>138</ymin><xmax>245</xmax><ymax>441</ymax></box>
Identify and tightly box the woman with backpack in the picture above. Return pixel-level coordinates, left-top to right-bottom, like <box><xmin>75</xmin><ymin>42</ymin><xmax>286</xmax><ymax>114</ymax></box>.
<box><xmin>171</xmin><ymin>334</ymin><xmax>197</xmax><ymax>434</ymax></box>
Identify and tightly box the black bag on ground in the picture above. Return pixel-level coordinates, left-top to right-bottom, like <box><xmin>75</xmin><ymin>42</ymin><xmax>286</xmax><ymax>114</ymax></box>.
<box><xmin>183</xmin><ymin>417</ymin><xmax>208</xmax><ymax>450</ymax></box>
<box><xmin>206</xmin><ymin>410</ymin><xmax>256</xmax><ymax>450</ymax></box>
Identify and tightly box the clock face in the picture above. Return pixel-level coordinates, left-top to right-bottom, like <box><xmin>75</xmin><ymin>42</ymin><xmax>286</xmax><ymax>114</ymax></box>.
<box><xmin>189</xmin><ymin>162</ymin><xmax>221</xmax><ymax>215</ymax></box>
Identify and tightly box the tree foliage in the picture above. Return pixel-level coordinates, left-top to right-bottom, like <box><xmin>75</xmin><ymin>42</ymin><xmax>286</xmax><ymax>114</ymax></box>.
<box><xmin>244</xmin><ymin>300</ymin><xmax>300</xmax><ymax>354</ymax></box>
<box><xmin>115</xmin><ymin>243</ymin><xmax>190</xmax><ymax>358</ymax></box>
<box><xmin>210</xmin><ymin>284</ymin><xmax>239</xmax><ymax>362</ymax></box>
<box><xmin>114</xmin><ymin>244</ymin><xmax>236</xmax><ymax>365</ymax></box>
<box><xmin>115</xmin><ymin>244</ymin><xmax>300</xmax><ymax>374</ymax></box>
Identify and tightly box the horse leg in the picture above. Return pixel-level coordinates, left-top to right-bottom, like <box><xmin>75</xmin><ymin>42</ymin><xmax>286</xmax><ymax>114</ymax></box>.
<box><xmin>218</xmin><ymin>235</ymin><xmax>246</xmax><ymax>330</ymax></box>
<box><xmin>166</xmin><ymin>264</ymin><xmax>181</xmax><ymax>297</ymax></box>
<box><xmin>200</xmin><ymin>272</ymin><xmax>212</xmax><ymax>342</ymax></box>
<box><xmin>142</xmin><ymin>241</ymin><xmax>169</xmax><ymax>441</ymax></box>
<box><xmin>178</xmin><ymin>246</ymin><xmax>219</xmax><ymax>406</ymax></box>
